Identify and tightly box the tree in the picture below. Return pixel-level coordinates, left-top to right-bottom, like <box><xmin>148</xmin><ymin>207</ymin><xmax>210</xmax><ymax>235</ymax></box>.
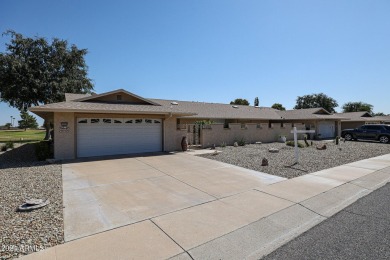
<box><xmin>373</xmin><ymin>112</ymin><xmax>386</xmax><ymax>116</ymax></box>
<box><xmin>342</xmin><ymin>102</ymin><xmax>373</xmax><ymax>114</ymax></box>
<box><xmin>4</xmin><ymin>123</ymin><xmax>11</xmax><ymax>130</ymax></box>
<box><xmin>271</xmin><ymin>103</ymin><xmax>286</xmax><ymax>111</ymax></box>
<box><xmin>294</xmin><ymin>93</ymin><xmax>338</xmax><ymax>113</ymax></box>
<box><xmin>0</xmin><ymin>30</ymin><xmax>93</xmax><ymax>139</ymax></box>
<box><xmin>254</xmin><ymin>97</ymin><xmax>259</xmax><ymax>107</ymax></box>
<box><xmin>18</xmin><ymin>111</ymin><xmax>38</xmax><ymax>130</ymax></box>
<box><xmin>230</xmin><ymin>98</ymin><xmax>249</xmax><ymax>106</ymax></box>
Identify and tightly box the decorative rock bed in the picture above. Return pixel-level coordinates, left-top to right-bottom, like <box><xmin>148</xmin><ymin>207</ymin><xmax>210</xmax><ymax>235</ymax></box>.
<box><xmin>0</xmin><ymin>144</ymin><xmax>63</xmax><ymax>259</ymax></box>
<box><xmin>198</xmin><ymin>141</ymin><xmax>390</xmax><ymax>179</ymax></box>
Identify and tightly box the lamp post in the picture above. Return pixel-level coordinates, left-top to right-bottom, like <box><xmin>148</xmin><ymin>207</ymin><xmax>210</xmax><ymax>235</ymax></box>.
<box><xmin>12</xmin><ymin>117</ymin><xmax>15</xmax><ymax>127</ymax></box>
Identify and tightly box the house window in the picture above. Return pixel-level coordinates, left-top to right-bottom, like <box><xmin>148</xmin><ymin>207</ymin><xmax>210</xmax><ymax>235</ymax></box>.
<box><xmin>117</xmin><ymin>95</ymin><xmax>122</xmax><ymax>101</ymax></box>
<box><xmin>135</xmin><ymin>119</ymin><xmax>142</xmax><ymax>124</ymax></box>
<box><xmin>114</xmin><ymin>119</ymin><xmax>122</xmax><ymax>124</ymax></box>
<box><xmin>145</xmin><ymin>119</ymin><xmax>152</xmax><ymax>124</ymax></box>
<box><xmin>78</xmin><ymin>119</ymin><xmax>87</xmax><ymax>124</ymax></box>
<box><xmin>125</xmin><ymin>119</ymin><xmax>133</xmax><ymax>124</ymax></box>
<box><xmin>103</xmin><ymin>119</ymin><xmax>112</xmax><ymax>123</ymax></box>
<box><xmin>91</xmin><ymin>119</ymin><xmax>100</xmax><ymax>124</ymax></box>
<box><xmin>154</xmin><ymin>120</ymin><xmax>161</xmax><ymax>124</ymax></box>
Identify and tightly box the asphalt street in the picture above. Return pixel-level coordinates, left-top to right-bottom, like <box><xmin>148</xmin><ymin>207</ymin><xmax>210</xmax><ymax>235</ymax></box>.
<box><xmin>262</xmin><ymin>183</ymin><xmax>390</xmax><ymax>260</ymax></box>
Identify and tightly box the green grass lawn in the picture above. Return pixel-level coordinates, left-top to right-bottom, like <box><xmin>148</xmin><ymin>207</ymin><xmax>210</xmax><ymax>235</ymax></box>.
<box><xmin>0</xmin><ymin>129</ymin><xmax>46</xmax><ymax>142</ymax></box>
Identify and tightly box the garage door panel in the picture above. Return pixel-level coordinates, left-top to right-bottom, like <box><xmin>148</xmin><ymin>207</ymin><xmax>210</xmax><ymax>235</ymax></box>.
<box><xmin>318</xmin><ymin>121</ymin><xmax>335</xmax><ymax>139</ymax></box>
<box><xmin>77</xmin><ymin>118</ymin><xmax>162</xmax><ymax>157</ymax></box>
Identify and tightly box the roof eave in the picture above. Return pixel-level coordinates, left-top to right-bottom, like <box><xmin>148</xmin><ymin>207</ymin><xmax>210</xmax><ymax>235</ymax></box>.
<box><xmin>29</xmin><ymin>107</ymin><xmax>195</xmax><ymax>116</ymax></box>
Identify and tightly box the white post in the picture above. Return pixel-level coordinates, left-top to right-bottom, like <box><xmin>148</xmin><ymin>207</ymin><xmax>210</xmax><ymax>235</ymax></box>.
<box><xmin>290</xmin><ymin>127</ymin><xmax>315</xmax><ymax>165</ymax></box>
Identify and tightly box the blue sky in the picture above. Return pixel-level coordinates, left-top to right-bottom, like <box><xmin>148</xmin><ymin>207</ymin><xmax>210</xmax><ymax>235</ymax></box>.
<box><xmin>1</xmin><ymin>0</ymin><xmax>389</xmax><ymax>126</ymax></box>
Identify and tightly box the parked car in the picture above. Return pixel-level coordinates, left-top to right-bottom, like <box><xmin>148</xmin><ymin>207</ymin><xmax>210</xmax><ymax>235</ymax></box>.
<box><xmin>341</xmin><ymin>124</ymin><xmax>390</xmax><ymax>143</ymax></box>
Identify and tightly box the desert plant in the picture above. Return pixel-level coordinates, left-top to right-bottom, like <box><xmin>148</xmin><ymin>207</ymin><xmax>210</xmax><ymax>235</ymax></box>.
<box><xmin>286</xmin><ymin>140</ymin><xmax>305</xmax><ymax>148</ymax></box>
<box><xmin>335</xmin><ymin>136</ymin><xmax>340</xmax><ymax>145</ymax></box>
<box><xmin>34</xmin><ymin>141</ymin><xmax>52</xmax><ymax>161</ymax></box>
<box><xmin>5</xmin><ymin>141</ymin><xmax>14</xmax><ymax>149</ymax></box>
<box><xmin>237</xmin><ymin>137</ymin><xmax>246</xmax><ymax>146</ymax></box>
<box><xmin>303</xmin><ymin>135</ymin><xmax>310</xmax><ymax>147</ymax></box>
<box><xmin>194</xmin><ymin>119</ymin><xmax>213</xmax><ymax>125</ymax></box>
<box><xmin>220</xmin><ymin>141</ymin><xmax>226</xmax><ymax>148</ymax></box>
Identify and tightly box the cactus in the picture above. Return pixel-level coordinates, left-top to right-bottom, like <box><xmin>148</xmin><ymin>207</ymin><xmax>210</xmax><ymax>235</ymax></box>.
<box><xmin>304</xmin><ymin>135</ymin><xmax>310</xmax><ymax>147</ymax></box>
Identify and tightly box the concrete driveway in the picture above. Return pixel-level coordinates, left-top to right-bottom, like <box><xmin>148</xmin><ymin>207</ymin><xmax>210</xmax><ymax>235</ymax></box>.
<box><xmin>23</xmin><ymin>154</ymin><xmax>390</xmax><ymax>260</ymax></box>
<box><xmin>62</xmin><ymin>152</ymin><xmax>285</xmax><ymax>241</ymax></box>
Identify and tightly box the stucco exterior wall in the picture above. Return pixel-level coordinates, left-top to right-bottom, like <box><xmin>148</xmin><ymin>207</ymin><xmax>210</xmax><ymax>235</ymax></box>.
<box><xmin>163</xmin><ymin>116</ymin><xmax>186</xmax><ymax>151</ymax></box>
<box><xmin>54</xmin><ymin>112</ymin><xmax>75</xmax><ymax>160</ymax></box>
<box><xmin>200</xmin><ymin>122</ymin><xmax>306</xmax><ymax>147</ymax></box>
<box><xmin>52</xmin><ymin>111</ymin><xmax>338</xmax><ymax>159</ymax></box>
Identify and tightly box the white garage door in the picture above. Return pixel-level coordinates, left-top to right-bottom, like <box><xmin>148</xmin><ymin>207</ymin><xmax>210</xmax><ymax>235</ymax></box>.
<box><xmin>77</xmin><ymin>118</ymin><xmax>162</xmax><ymax>158</ymax></box>
<box><xmin>318</xmin><ymin>121</ymin><xmax>335</xmax><ymax>139</ymax></box>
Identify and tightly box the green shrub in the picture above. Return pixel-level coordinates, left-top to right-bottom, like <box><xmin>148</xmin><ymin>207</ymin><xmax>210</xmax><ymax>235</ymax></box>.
<box><xmin>34</xmin><ymin>141</ymin><xmax>52</xmax><ymax>161</ymax></box>
<box><xmin>5</xmin><ymin>141</ymin><xmax>14</xmax><ymax>149</ymax></box>
<box><xmin>286</xmin><ymin>140</ymin><xmax>305</xmax><ymax>148</ymax></box>
<box><xmin>1</xmin><ymin>145</ymin><xmax>6</xmax><ymax>152</ymax></box>
<box><xmin>220</xmin><ymin>141</ymin><xmax>226</xmax><ymax>148</ymax></box>
<box><xmin>238</xmin><ymin>137</ymin><xmax>246</xmax><ymax>146</ymax></box>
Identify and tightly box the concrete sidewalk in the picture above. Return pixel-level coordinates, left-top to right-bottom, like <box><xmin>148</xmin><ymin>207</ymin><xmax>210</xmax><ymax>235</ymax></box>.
<box><xmin>263</xmin><ymin>182</ymin><xmax>390</xmax><ymax>260</ymax></box>
<box><xmin>21</xmin><ymin>154</ymin><xmax>390</xmax><ymax>260</ymax></box>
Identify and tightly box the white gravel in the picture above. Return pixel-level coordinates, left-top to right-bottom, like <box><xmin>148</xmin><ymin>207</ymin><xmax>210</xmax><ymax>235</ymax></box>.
<box><xmin>199</xmin><ymin>141</ymin><xmax>390</xmax><ymax>179</ymax></box>
<box><xmin>0</xmin><ymin>144</ymin><xmax>63</xmax><ymax>259</ymax></box>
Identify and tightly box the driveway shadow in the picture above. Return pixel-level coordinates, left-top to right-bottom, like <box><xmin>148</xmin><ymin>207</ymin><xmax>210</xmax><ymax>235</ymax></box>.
<box><xmin>61</xmin><ymin>151</ymin><xmax>174</xmax><ymax>165</ymax></box>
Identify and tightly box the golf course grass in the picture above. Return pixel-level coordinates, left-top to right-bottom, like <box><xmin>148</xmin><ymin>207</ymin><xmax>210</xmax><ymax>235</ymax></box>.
<box><xmin>0</xmin><ymin>130</ymin><xmax>45</xmax><ymax>142</ymax></box>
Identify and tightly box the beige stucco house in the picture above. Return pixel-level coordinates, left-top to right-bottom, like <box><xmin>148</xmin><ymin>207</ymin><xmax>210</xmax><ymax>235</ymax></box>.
<box><xmin>29</xmin><ymin>89</ymin><xmax>344</xmax><ymax>160</ymax></box>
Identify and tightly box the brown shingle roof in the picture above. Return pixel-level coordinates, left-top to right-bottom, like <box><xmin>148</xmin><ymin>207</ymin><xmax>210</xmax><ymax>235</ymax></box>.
<box><xmin>372</xmin><ymin>115</ymin><xmax>390</xmax><ymax>122</ymax></box>
<box><xmin>65</xmin><ymin>93</ymin><xmax>91</xmax><ymax>102</ymax></box>
<box><xmin>337</xmin><ymin>112</ymin><xmax>380</xmax><ymax>122</ymax></box>
<box><xmin>30</xmin><ymin>89</ymin><xmax>345</xmax><ymax>121</ymax></box>
<box><xmin>150</xmin><ymin>99</ymin><xmax>281</xmax><ymax>120</ymax></box>
<box><xmin>276</xmin><ymin>108</ymin><xmax>346</xmax><ymax>120</ymax></box>
<box><xmin>30</xmin><ymin>101</ymin><xmax>195</xmax><ymax>116</ymax></box>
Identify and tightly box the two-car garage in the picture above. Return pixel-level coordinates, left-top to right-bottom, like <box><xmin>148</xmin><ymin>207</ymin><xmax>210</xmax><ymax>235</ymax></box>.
<box><xmin>76</xmin><ymin>117</ymin><xmax>163</xmax><ymax>157</ymax></box>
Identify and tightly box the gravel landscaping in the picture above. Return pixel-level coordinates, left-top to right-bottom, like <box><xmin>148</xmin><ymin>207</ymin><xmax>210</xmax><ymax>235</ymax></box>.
<box><xmin>0</xmin><ymin>144</ymin><xmax>63</xmax><ymax>259</ymax></box>
<box><xmin>199</xmin><ymin>140</ymin><xmax>390</xmax><ymax>178</ymax></box>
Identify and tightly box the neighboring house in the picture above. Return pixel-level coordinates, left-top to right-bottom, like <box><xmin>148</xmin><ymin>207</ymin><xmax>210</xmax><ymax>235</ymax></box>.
<box><xmin>373</xmin><ymin>115</ymin><xmax>390</xmax><ymax>124</ymax></box>
<box><xmin>338</xmin><ymin>112</ymin><xmax>385</xmax><ymax>130</ymax></box>
<box><xmin>29</xmin><ymin>89</ymin><xmax>344</xmax><ymax>160</ymax></box>
<box><xmin>276</xmin><ymin>108</ymin><xmax>344</xmax><ymax>139</ymax></box>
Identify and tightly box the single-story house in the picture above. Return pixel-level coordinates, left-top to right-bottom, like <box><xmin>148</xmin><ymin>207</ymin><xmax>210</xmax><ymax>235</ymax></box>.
<box><xmin>29</xmin><ymin>89</ymin><xmax>345</xmax><ymax>160</ymax></box>
<box><xmin>338</xmin><ymin>112</ymin><xmax>389</xmax><ymax>130</ymax></box>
